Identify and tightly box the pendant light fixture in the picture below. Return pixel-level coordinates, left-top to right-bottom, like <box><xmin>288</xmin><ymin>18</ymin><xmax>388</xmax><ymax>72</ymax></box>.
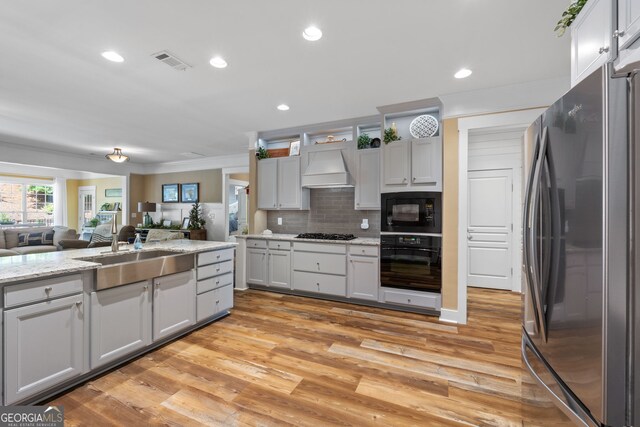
<box><xmin>105</xmin><ymin>148</ymin><xmax>130</xmax><ymax>163</ymax></box>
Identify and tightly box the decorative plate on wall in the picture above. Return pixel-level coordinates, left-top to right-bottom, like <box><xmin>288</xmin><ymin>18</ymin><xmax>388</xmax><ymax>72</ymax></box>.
<box><xmin>409</xmin><ymin>115</ymin><xmax>439</xmax><ymax>138</ymax></box>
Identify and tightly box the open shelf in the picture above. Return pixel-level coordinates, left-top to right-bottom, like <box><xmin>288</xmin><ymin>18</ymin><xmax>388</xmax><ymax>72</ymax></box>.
<box><xmin>383</xmin><ymin>108</ymin><xmax>441</xmax><ymax>140</ymax></box>
<box><xmin>303</xmin><ymin>126</ymin><xmax>353</xmax><ymax>146</ymax></box>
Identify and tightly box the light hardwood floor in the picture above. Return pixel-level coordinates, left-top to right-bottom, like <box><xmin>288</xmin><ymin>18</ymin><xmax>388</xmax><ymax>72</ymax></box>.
<box><xmin>49</xmin><ymin>288</ymin><xmax>572</xmax><ymax>426</ymax></box>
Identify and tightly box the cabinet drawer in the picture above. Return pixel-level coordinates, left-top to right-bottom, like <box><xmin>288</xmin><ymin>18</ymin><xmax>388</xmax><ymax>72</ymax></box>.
<box><xmin>294</xmin><ymin>251</ymin><xmax>346</xmax><ymax>275</ymax></box>
<box><xmin>268</xmin><ymin>240</ymin><xmax>291</xmax><ymax>250</ymax></box>
<box><xmin>5</xmin><ymin>274</ymin><xmax>83</xmax><ymax>308</ymax></box>
<box><xmin>247</xmin><ymin>239</ymin><xmax>267</xmax><ymax>249</ymax></box>
<box><xmin>293</xmin><ymin>271</ymin><xmax>346</xmax><ymax>296</ymax></box>
<box><xmin>197</xmin><ymin>248</ymin><xmax>234</xmax><ymax>266</ymax></box>
<box><xmin>197</xmin><ymin>284</ymin><xmax>233</xmax><ymax>321</ymax></box>
<box><xmin>197</xmin><ymin>260</ymin><xmax>233</xmax><ymax>280</ymax></box>
<box><xmin>349</xmin><ymin>245</ymin><xmax>378</xmax><ymax>257</ymax></box>
<box><xmin>381</xmin><ymin>289</ymin><xmax>441</xmax><ymax>310</ymax></box>
<box><xmin>293</xmin><ymin>242</ymin><xmax>346</xmax><ymax>254</ymax></box>
<box><xmin>197</xmin><ymin>272</ymin><xmax>233</xmax><ymax>294</ymax></box>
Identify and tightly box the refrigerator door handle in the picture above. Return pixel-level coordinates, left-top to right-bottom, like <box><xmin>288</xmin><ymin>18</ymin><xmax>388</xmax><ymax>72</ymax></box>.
<box><xmin>522</xmin><ymin>335</ymin><xmax>599</xmax><ymax>427</ymax></box>
<box><xmin>523</xmin><ymin>129</ymin><xmax>541</xmax><ymax>335</ymax></box>
<box><xmin>528</xmin><ymin>126</ymin><xmax>549</xmax><ymax>342</ymax></box>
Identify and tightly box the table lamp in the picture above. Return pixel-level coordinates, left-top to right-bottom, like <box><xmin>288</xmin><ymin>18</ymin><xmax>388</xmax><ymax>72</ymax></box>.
<box><xmin>138</xmin><ymin>202</ymin><xmax>156</xmax><ymax>227</ymax></box>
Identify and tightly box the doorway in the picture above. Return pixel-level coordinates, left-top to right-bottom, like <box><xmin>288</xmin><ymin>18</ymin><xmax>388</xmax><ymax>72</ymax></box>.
<box><xmin>78</xmin><ymin>186</ymin><xmax>96</xmax><ymax>232</ymax></box>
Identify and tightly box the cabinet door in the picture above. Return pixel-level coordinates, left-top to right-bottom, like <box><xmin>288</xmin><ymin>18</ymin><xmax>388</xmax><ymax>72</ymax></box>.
<box><xmin>268</xmin><ymin>249</ymin><xmax>291</xmax><ymax>288</ymax></box>
<box><xmin>5</xmin><ymin>294</ymin><xmax>84</xmax><ymax>404</ymax></box>
<box><xmin>411</xmin><ymin>137</ymin><xmax>441</xmax><ymax>187</ymax></box>
<box><xmin>258</xmin><ymin>158</ymin><xmax>278</xmax><ymax>209</ymax></box>
<box><xmin>277</xmin><ymin>156</ymin><xmax>302</xmax><ymax>209</ymax></box>
<box><xmin>197</xmin><ymin>284</ymin><xmax>233</xmax><ymax>322</ymax></box>
<box><xmin>571</xmin><ymin>0</ymin><xmax>612</xmax><ymax>86</ymax></box>
<box><xmin>90</xmin><ymin>282</ymin><xmax>151</xmax><ymax>369</ymax></box>
<box><xmin>348</xmin><ymin>255</ymin><xmax>379</xmax><ymax>301</ymax></box>
<box><xmin>618</xmin><ymin>0</ymin><xmax>640</xmax><ymax>50</ymax></box>
<box><xmin>355</xmin><ymin>149</ymin><xmax>381</xmax><ymax>209</ymax></box>
<box><xmin>383</xmin><ymin>140</ymin><xmax>409</xmax><ymax>185</ymax></box>
<box><xmin>153</xmin><ymin>271</ymin><xmax>195</xmax><ymax>341</ymax></box>
<box><xmin>247</xmin><ymin>248</ymin><xmax>268</xmax><ymax>285</ymax></box>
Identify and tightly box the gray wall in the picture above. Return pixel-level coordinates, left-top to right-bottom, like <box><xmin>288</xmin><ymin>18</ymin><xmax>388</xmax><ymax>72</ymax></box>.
<box><xmin>266</xmin><ymin>188</ymin><xmax>380</xmax><ymax>237</ymax></box>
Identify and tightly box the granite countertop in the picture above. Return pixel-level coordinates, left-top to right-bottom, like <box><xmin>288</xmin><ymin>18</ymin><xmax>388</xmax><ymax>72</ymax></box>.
<box><xmin>236</xmin><ymin>233</ymin><xmax>380</xmax><ymax>246</ymax></box>
<box><xmin>0</xmin><ymin>240</ymin><xmax>237</xmax><ymax>285</ymax></box>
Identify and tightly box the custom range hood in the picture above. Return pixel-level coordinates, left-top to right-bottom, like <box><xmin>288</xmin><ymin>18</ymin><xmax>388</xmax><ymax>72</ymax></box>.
<box><xmin>301</xmin><ymin>149</ymin><xmax>354</xmax><ymax>188</ymax></box>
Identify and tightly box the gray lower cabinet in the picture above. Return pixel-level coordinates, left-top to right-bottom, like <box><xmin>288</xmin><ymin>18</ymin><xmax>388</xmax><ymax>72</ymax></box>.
<box><xmin>90</xmin><ymin>281</ymin><xmax>152</xmax><ymax>369</ymax></box>
<box><xmin>247</xmin><ymin>247</ymin><xmax>268</xmax><ymax>285</ymax></box>
<box><xmin>268</xmin><ymin>249</ymin><xmax>291</xmax><ymax>288</ymax></box>
<box><xmin>348</xmin><ymin>254</ymin><xmax>379</xmax><ymax>301</ymax></box>
<box><xmin>153</xmin><ymin>271</ymin><xmax>196</xmax><ymax>341</ymax></box>
<box><xmin>4</xmin><ymin>294</ymin><xmax>85</xmax><ymax>405</ymax></box>
<box><xmin>196</xmin><ymin>284</ymin><xmax>233</xmax><ymax>321</ymax></box>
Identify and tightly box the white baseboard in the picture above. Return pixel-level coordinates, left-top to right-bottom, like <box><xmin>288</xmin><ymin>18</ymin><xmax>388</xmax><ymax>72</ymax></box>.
<box><xmin>439</xmin><ymin>308</ymin><xmax>461</xmax><ymax>324</ymax></box>
<box><xmin>234</xmin><ymin>284</ymin><xmax>249</xmax><ymax>290</ymax></box>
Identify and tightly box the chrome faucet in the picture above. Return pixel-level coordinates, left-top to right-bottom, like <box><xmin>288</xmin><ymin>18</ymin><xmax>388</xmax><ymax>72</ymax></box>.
<box><xmin>111</xmin><ymin>214</ymin><xmax>118</xmax><ymax>252</ymax></box>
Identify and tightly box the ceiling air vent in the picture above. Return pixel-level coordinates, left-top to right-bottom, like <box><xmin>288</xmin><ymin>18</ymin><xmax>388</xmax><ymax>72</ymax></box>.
<box><xmin>152</xmin><ymin>50</ymin><xmax>191</xmax><ymax>71</ymax></box>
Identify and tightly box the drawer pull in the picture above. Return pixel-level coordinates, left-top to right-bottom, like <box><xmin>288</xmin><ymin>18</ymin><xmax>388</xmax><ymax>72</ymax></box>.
<box><xmin>216</xmin><ymin>254</ymin><xmax>221</xmax><ymax>259</ymax></box>
<box><xmin>216</xmin><ymin>300</ymin><xmax>220</xmax><ymax>304</ymax></box>
<box><xmin>76</xmin><ymin>301</ymin><xmax>83</xmax><ymax>307</ymax></box>
<box><xmin>407</xmin><ymin>298</ymin><xmax>412</xmax><ymax>304</ymax></box>
<box><xmin>216</xmin><ymin>280</ymin><xmax>220</xmax><ymax>285</ymax></box>
<box><xmin>144</xmin><ymin>285</ymin><xmax>148</xmax><ymax>290</ymax></box>
<box><xmin>317</xmin><ymin>262</ymin><xmax>320</xmax><ymax>270</ymax></box>
<box><xmin>362</xmin><ymin>249</ymin><xmax>365</xmax><ymax>253</ymax></box>
<box><xmin>44</xmin><ymin>286</ymin><xmax>52</xmax><ymax>293</ymax></box>
<box><xmin>216</xmin><ymin>268</ymin><xmax>221</xmax><ymax>272</ymax></box>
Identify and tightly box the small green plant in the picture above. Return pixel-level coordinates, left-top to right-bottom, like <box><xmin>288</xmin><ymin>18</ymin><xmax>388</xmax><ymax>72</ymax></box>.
<box><xmin>256</xmin><ymin>146</ymin><xmax>270</xmax><ymax>160</ymax></box>
<box><xmin>383</xmin><ymin>127</ymin><xmax>402</xmax><ymax>144</ymax></box>
<box><xmin>100</xmin><ymin>202</ymin><xmax>111</xmax><ymax>211</ymax></box>
<box><xmin>187</xmin><ymin>202</ymin><xmax>206</xmax><ymax>230</ymax></box>
<box><xmin>0</xmin><ymin>213</ymin><xmax>14</xmax><ymax>224</ymax></box>
<box><xmin>88</xmin><ymin>217</ymin><xmax>100</xmax><ymax>227</ymax></box>
<box><xmin>555</xmin><ymin>0</ymin><xmax>588</xmax><ymax>36</ymax></box>
<box><xmin>357</xmin><ymin>133</ymin><xmax>371</xmax><ymax>149</ymax></box>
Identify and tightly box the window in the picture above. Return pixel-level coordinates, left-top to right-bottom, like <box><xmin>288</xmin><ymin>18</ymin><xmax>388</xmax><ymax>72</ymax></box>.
<box><xmin>0</xmin><ymin>182</ymin><xmax>54</xmax><ymax>226</ymax></box>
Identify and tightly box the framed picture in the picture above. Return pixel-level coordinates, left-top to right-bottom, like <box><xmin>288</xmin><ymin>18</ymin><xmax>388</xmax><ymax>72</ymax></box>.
<box><xmin>162</xmin><ymin>220</ymin><xmax>171</xmax><ymax>227</ymax></box>
<box><xmin>181</xmin><ymin>183</ymin><xmax>199</xmax><ymax>203</ymax></box>
<box><xmin>289</xmin><ymin>140</ymin><xmax>300</xmax><ymax>156</ymax></box>
<box><xmin>162</xmin><ymin>184</ymin><xmax>179</xmax><ymax>203</ymax></box>
<box><xmin>105</xmin><ymin>188</ymin><xmax>122</xmax><ymax>197</ymax></box>
<box><xmin>112</xmin><ymin>202</ymin><xmax>121</xmax><ymax>211</ymax></box>
<box><xmin>181</xmin><ymin>217</ymin><xmax>190</xmax><ymax>229</ymax></box>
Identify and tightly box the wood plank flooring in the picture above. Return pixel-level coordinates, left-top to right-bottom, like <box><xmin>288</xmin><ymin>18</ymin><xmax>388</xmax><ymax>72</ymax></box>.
<box><xmin>49</xmin><ymin>288</ymin><xmax>572</xmax><ymax>426</ymax></box>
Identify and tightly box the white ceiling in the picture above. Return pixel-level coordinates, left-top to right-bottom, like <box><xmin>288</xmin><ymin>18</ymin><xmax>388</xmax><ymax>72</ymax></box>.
<box><xmin>0</xmin><ymin>0</ymin><xmax>570</xmax><ymax>164</ymax></box>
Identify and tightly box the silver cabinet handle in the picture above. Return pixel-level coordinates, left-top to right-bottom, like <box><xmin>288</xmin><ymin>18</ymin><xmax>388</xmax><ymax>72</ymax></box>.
<box><xmin>216</xmin><ymin>300</ymin><xmax>220</xmax><ymax>304</ymax></box>
<box><xmin>216</xmin><ymin>280</ymin><xmax>220</xmax><ymax>284</ymax></box>
<box><xmin>613</xmin><ymin>30</ymin><xmax>625</xmax><ymax>38</ymax></box>
<box><xmin>75</xmin><ymin>301</ymin><xmax>83</xmax><ymax>306</ymax></box>
<box><xmin>216</xmin><ymin>254</ymin><xmax>221</xmax><ymax>259</ymax></box>
<box><xmin>143</xmin><ymin>285</ymin><xmax>148</xmax><ymax>290</ymax></box>
<box><xmin>356</xmin><ymin>202</ymin><xmax>360</xmax><ymax>206</ymax></box>
<box><xmin>599</xmin><ymin>46</ymin><xmax>610</xmax><ymax>54</ymax></box>
<box><xmin>412</xmin><ymin>177</ymin><xmax>416</xmax><ymax>181</ymax></box>
<box><xmin>279</xmin><ymin>204</ymin><xmax>282</xmax><ymax>207</ymax></box>
<box><xmin>361</xmin><ymin>249</ymin><xmax>365</xmax><ymax>253</ymax></box>
<box><xmin>44</xmin><ymin>286</ymin><xmax>52</xmax><ymax>293</ymax></box>
<box><xmin>402</xmin><ymin>177</ymin><xmax>407</xmax><ymax>182</ymax></box>
<box><xmin>407</xmin><ymin>298</ymin><xmax>411</xmax><ymax>304</ymax></box>
<box><xmin>216</xmin><ymin>267</ymin><xmax>220</xmax><ymax>272</ymax></box>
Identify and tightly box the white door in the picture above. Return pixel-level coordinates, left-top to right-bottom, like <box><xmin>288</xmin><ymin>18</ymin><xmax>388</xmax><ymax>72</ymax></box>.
<box><xmin>277</xmin><ymin>156</ymin><xmax>301</xmax><ymax>209</ymax></box>
<box><xmin>467</xmin><ymin>169</ymin><xmax>513</xmax><ymax>290</ymax></box>
<box><xmin>78</xmin><ymin>186</ymin><xmax>96</xmax><ymax>230</ymax></box>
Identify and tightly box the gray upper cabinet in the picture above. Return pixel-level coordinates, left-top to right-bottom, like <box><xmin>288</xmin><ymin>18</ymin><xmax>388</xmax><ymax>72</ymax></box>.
<box><xmin>383</xmin><ymin>137</ymin><xmax>442</xmax><ymax>191</ymax></box>
<box><xmin>355</xmin><ymin>148</ymin><xmax>380</xmax><ymax>209</ymax></box>
<box><xmin>257</xmin><ymin>158</ymin><xmax>278</xmax><ymax>209</ymax></box>
<box><xmin>90</xmin><ymin>281</ymin><xmax>152</xmax><ymax>369</ymax></box>
<box><xmin>152</xmin><ymin>271</ymin><xmax>196</xmax><ymax>341</ymax></box>
<box><xmin>570</xmin><ymin>0</ymin><xmax>613</xmax><ymax>86</ymax></box>
<box><xmin>411</xmin><ymin>136</ymin><xmax>442</xmax><ymax>186</ymax></box>
<box><xmin>257</xmin><ymin>156</ymin><xmax>309</xmax><ymax>210</ymax></box>
<box><xmin>618</xmin><ymin>0</ymin><xmax>640</xmax><ymax>49</ymax></box>
<box><xmin>383</xmin><ymin>140</ymin><xmax>410</xmax><ymax>186</ymax></box>
<box><xmin>5</xmin><ymin>294</ymin><xmax>85</xmax><ymax>405</ymax></box>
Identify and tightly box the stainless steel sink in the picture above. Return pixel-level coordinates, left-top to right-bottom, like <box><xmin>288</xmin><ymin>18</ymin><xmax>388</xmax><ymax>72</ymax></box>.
<box><xmin>79</xmin><ymin>250</ymin><xmax>194</xmax><ymax>290</ymax></box>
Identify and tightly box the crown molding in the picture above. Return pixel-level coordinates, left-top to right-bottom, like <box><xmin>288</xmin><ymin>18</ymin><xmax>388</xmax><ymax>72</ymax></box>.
<box><xmin>140</xmin><ymin>152</ymin><xmax>249</xmax><ymax>175</ymax></box>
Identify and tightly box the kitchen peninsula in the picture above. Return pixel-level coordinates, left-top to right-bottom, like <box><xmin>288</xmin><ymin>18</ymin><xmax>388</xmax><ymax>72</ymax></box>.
<box><xmin>0</xmin><ymin>240</ymin><xmax>236</xmax><ymax>405</ymax></box>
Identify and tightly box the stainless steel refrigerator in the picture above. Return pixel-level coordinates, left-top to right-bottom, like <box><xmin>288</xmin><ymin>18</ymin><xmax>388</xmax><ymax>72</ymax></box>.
<box><xmin>522</xmin><ymin>64</ymin><xmax>633</xmax><ymax>427</ymax></box>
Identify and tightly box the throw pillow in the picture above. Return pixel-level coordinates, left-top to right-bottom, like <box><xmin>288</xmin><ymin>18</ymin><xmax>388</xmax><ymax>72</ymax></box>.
<box><xmin>17</xmin><ymin>231</ymin><xmax>54</xmax><ymax>247</ymax></box>
<box><xmin>90</xmin><ymin>233</ymin><xmax>112</xmax><ymax>244</ymax></box>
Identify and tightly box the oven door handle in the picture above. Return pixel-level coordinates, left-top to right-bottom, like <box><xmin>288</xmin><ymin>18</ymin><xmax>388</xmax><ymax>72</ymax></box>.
<box><xmin>381</xmin><ymin>247</ymin><xmax>440</xmax><ymax>253</ymax></box>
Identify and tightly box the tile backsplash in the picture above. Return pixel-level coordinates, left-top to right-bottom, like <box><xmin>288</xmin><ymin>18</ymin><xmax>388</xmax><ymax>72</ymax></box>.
<box><xmin>266</xmin><ymin>188</ymin><xmax>380</xmax><ymax>237</ymax></box>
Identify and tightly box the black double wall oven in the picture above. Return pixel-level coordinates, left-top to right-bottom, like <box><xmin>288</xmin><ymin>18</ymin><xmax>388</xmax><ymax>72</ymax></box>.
<box><xmin>380</xmin><ymin>192</ymin><xmax>442</xmax><ymax>294</ymax></box>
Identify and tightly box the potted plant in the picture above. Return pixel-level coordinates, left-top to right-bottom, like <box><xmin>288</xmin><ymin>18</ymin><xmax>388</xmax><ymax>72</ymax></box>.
<box><xmin>0</xmin><ymin>213</ymin><xmax>15</xmax><ymax>225</ymax></box>
<box><xmin>383</xmin><ymin>127</ymin><xmax>402</xmax><ymax>144</ymax></box>
<box><xmin>187</xmin><ymin>202</ymin><xmax>206</xmax><ymax>230</ymax></box>
<box><xmin>555</xmin><ymin>0</ymin><xmax>588</xmax><ymax>36</ymax></box>
<box><xmin>256</xmin><ymin>146</ymin><xmax>270</xmax><ymax>160</ymax></box>
<box><xmin>357</xmin><ymin>133</ymin><xmax>371</xmax><ymax>149</ymax></box>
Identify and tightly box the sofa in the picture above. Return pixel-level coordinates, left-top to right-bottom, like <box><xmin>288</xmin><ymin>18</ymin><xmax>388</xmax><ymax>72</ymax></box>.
<box><xmin>0</xmin><ymin>226</ymin><xmax>77</xmax><ymax>257</ymax></box>
<box><xmin>58</xmin><ymin>224</ymin><xmax>135</xmax><ymax>250</ymax></box>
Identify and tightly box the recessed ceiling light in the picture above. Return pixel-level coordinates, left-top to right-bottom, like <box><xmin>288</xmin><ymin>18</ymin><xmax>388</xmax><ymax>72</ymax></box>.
<box><xmin>302</xmin><ymin>26</ymin><xmax>322</xmax><ymax>41</ymax></box>
<box><xmin>101</xmin><ymin>51</ymin><xmax>124</xmax><ymax>63</ymax></box>
<box><xmin>454</xmin><ymin>68</ymin><xmax>472</xmax><ymax>79</ymax></box>
<box><xmin>209</xmin><ymin>56</ymin><xmax>228</xmax><ymax>68</ymax></box>
<box><xmin>277</xmin><ymin>104</ymin><xmax>290</xmax><ymax>111</ymax></box>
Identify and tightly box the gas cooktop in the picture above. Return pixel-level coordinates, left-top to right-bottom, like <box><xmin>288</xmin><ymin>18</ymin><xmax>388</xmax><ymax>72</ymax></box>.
<box><xmin>295</xmin><ymin>233</ymin><xmax>357</xmax><ymax>241</ymax></box>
